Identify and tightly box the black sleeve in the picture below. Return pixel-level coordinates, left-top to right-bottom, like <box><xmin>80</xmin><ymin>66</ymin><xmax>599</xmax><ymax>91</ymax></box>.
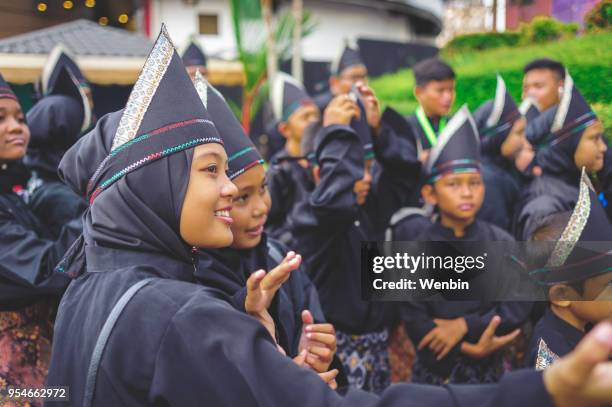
<box><xmin>400</xmin><ymin>301</ymin><xmax>462</xmax><ymax>373</ymax></box>
<box><xmin>292</xmin><ymin>124</ymin><xmax>364</xmax><ymax>230</ymax></box>
<box><xmin>266</xmin><ymin>163</ymin><xmax>294</xmax><ymax>232</ymax></box>
<box><xmin>151</xmin><ymin>298</ymin><xmax>554</xmax><ymax>407</ymax></box>
<box><xmin>28</xmin><ymin>181</ymin><xmax>87</xmax><ymax>238</ymax></box>
<box><xmin>364</xmin><ymin>122</ymin><xmax>421</xmax><ymax>230</ymax></box>
<box><xmin>0</xmin><ymin>209</ymin><xmax>81</xmax><ymax>303</ymax></box>
<box><xmin>463</xmin><ymin>302</ymin><xmax>533</xmax><ymax>339</ymax></box>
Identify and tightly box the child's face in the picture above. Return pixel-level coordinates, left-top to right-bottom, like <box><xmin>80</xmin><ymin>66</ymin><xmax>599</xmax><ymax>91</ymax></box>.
<box><xmin>574</xmin><ymin>120</ymin><xmax>607</xmax><ymax>173</ymax></box>
<box><xmin>353</xmin><ymin>159</ymin><xmax>373</xmax><ymax>205</ymax></box>
<box><xmin>424</xmin><ymin>172</ymin><xmax>484</xmax><ymax>222</ymax></box>
<box><xmin>330</xmin><ymin>64</ymin><xmax>368</xmax><ymax>95</ymax></box>
<box><xmin>0</xmin><ymin>99</ymin><xmax>29</xmax><ymax>163</ymax></box>
<box><xmin>522</xmin><ymin>69</ymin><xmax>562</xmax><ymax>112</ymax></box>
<box><xmin>500</xmin><ymin>117</ymin><xmax>526</xmax><ymax>159</ymax></box>
<box><xmin>180</xmin><ymin>143</ymin><xmax>238</xmax><ymax>249</ymax></box>
<box><xmin>552</xmin><ymin>273</ymin><xmax>612</xmax><ymax>324</ymax></box>
<box><xmin>229</xmin><ymin>164</ymin><xmax>271</xmax><ymax>249</ymax></box>
<box><xmin>278</xmin><ymin>104</ymin><xmax>320</xmax><ymax>145</ymax></box>
<box><xmin>572</xmin><ymin>272</ymin><xmax>612</xmax><ymax>324</ymax></box>
<box><xmin>414</xmin><ymin>79</ymin><xmax>455</xmax><ymax>117</ymax></box>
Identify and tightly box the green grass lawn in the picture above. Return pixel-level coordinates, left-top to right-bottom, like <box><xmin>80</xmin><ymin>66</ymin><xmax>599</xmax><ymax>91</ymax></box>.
<box><xmin>371</xmin><ymin>31</ymin><xmax>612</xmax><ymax>137</ymax></box>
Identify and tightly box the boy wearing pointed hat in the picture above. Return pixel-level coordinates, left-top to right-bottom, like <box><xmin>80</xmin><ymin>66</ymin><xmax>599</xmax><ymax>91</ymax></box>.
<box><xmin>473</xmin><ymin>75</ymin><xmax>531</xmax><ymax>232</ymax></box>
<box><xmin>266</xmin><ymin>73</ymin><xmax>320</xmax><ymax>244</ymax></box>
<box><xmin>515</xmin><ymin>72</ymin><xmax>608</xmax><ymax>240</ymax></box>
<box><xmin>313</xmin><ymin>41</ymin><xmax>368</xmax><ymax>112</ymax></box>
<box><xmin>526</xmin><ymin>169</ymin><xmax>612</xmax><ymax>370</ymax></box>
<box><xmin>290</xmin><ymin>81</ymin><xmax>421</xmax><ymax>392</ymax></box>
<box><xmin>395</xmin><ymin>106</ymin><xmax>532</xmax><ymax>384</ymax></box>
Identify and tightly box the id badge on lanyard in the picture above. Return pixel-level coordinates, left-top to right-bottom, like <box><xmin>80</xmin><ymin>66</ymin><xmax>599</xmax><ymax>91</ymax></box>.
<box><xmin>416</xmin><ymin>105</ymin><xmax>446</xmax><ymax>147</ymax></box>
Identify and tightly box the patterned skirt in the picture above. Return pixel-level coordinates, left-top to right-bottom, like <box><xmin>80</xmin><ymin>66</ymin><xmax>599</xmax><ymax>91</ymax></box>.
<box><xmin>335</xmin><ymin>328</ymin><xmax>390</xmax><ymax>393</ymax></box>
<box><xmin>0</xmin><ymin>300</ymin><xmax>56</xmax><ymax>407</ymax></box>
<box><xmin>411</xmin><ymin>352</ymin><xmax>505</xmax><ymax>385</ymax></box>
<box><xmin>387</xmin><ymin>322</ymin><xmax>415</xmax><ymax>383</ymax></box>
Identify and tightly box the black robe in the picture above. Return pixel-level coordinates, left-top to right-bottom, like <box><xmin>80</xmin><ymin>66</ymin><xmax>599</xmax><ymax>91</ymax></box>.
<box><xmin>266</xmin><ymin>148</ymin><xmax>315</xmax><ymax>246</ymax></box>
<box><xmin>400</xmin><ymin>220</ymin><xmax>533</xmax><ymax>383</ymax></box>
<box><xmin>45</xmin><ymin>247</ymin><xmax>554</xmax><ymax>407</ymax></box>
<box><xmin>0</xmin><ymin>162</ymin><xmax>80</xmax><ymax>309</ymax></box>
<box><xmin>526</xmin><ymin>306</ymin><xmax>585</xmax><ymax>369</ymax></box>
<box><xmin>406</xmin><ymin>113</ymin><xmax>445</xmax><ymax>151</ymax></box>
<box><xmin>291</xmin><ymin>123</ymin><xmax>421</xmax><ymax>334</ymax></box>
<box><xmin>195</xmin><ymin>235</ymin><xmax>325</xmax><ymax>357</ymax></box>
<box><xmin>513</xmin><ymin>172</ymin><xmax>580</xmax><ymax>240</ymax></box>
<box><xmin>24</xmin><ymin>94</ymin><xmax>88</xmax><ymax>236</ymax></box>
<box><xmin>478</xmin><ymin>155</ymin><xmax>524</xmax><ymax>232</ymax></box>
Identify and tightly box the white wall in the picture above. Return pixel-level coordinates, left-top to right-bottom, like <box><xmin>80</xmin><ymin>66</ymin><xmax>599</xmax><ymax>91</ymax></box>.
<box><xmin>289</xmin><ymin>2</ymin><xmax>413</xmax><ymax>61</ymax></box>
<box><xmin>152</xmin><ymin>0</ymin><xmax>414</xmax><ymax>61</ymax></box>
<box><xmin>152</xmin><ymin>0</ymin><xmax>237</xmax><ymax>59</ymax></box>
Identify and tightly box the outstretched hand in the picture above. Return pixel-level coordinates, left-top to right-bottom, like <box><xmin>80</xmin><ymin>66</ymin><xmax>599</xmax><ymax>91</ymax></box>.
<box><xmin>297</xmin><ymin>310</ymin><xmax>337</xmax><ymax>373</ymax></box>
<box><xmin>245</xmin><ymin>252</ymin><xmax>301</xmax><ymax>353</ymax></box>
<box><xmin>461</xmin><ymin>315</ymin><xmax>521</xmax><ymax>359</ymax></box>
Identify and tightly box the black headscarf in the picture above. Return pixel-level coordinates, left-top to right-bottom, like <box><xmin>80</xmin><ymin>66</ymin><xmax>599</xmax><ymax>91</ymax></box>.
<box><xmin>24</xmin><ymin>94</ymin><xmax>84</xmax><ymax>179</ymax></box>
<box><xmin>181</xmin><ymin>37</ymin><xmax>208</xmax><ymax>68</ymax></box>
<box><xmin>39</xmin><ymin>44</ymin><xmax>89</xmax><ymax>94</ymax></box>
<box><xmin>37</xmin><ymin>44</ymin><xmax>93</xmax><ymax>132</ymax></box>
<box><xmin>57</xmin><ymin>26</ymin><xmax>224</xmax><ymax>277</ymax></box>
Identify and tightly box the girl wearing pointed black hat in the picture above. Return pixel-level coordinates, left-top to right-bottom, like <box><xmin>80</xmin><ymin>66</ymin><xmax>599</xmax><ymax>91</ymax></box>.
<box><xmin>41</xmin><ymin>25</ymin><xmax>612</xmax><ymax>407</ymax></box>
<box><xmin>0</xmin><ymin>72</ymin><xmax>82</xmax><ymax>402</ymax></box>
<box><xmin>23</xmin><ymin>65</ymin><xmax>90</xmax><ymax>237</ymax></box>
<box><xmin>393</xmin><ymin>106</ymin><xmax>532</xmax><ymax>385</ymax></box>
<box><xmin>526</xmin><ymin>169</ymin><xmax>612</xmax><ymax>369</ymax></box>
<box><xmin>514</xmin><ymin>72</ymin><xmax>609</xmax><ymax>240</ymax></box>
<box><xmin>192</xmin><ymin>72</ymin><xmax>338</xmax><ymax>381</ymax></box>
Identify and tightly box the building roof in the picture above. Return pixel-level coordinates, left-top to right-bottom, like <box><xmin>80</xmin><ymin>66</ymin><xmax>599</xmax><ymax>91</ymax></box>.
<box><xmin>0</xmin><ymin>19</ymin><xmax>152</xmax><ymax>57</ymax></box>
<box><xmin>0</xmin><ymin>19</ymin><xmax>244</xmax><ymax>86</ymax></box>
